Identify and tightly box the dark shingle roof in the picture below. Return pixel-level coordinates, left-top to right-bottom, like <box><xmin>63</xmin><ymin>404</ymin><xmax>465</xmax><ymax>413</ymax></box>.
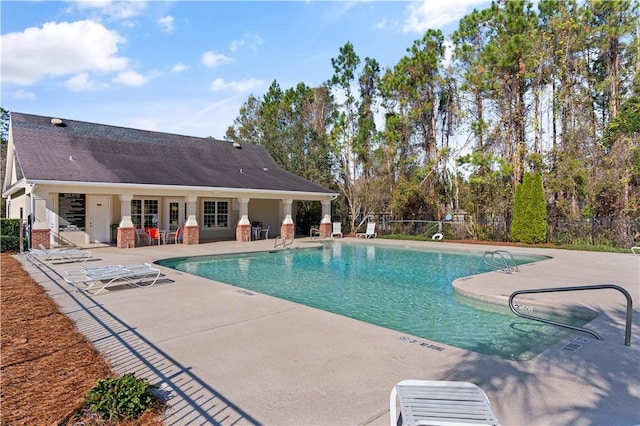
<box><xmin>10</xmin><ymin>112</ymin><xmax>332</xmax><ymax>194</ymax></box>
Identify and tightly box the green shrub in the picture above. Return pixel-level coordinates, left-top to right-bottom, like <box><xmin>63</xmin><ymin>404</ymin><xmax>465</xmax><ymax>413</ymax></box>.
<box><xmin>1</xmin><ymin>218</ymin><xmax>20</xmax><ymax>236</ymax></box>
<box><xmin>85</xmin><ymin>373</ymin><xmax>161</xmax><ymax>421</ymax></box>
<box><xmin>1</xmin><ymin>219</ymin><xmax>25</xmax><ymax>253</ymax></box>
<box><xmin>511</xmin><ymin>171</ymin><xmax>548</xmax><ymax>244</ymax></box>
<box><xmin>1</xmin><ymin>236</ymin><xmax>26</xmax><ymax>253</ymax></box>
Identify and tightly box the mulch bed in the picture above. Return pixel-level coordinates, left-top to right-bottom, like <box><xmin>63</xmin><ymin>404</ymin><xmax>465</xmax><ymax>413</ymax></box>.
<box><xmin>1</xmin><ymin>253</ymin><xmax>163</xmax><ymax>425</ymax></box>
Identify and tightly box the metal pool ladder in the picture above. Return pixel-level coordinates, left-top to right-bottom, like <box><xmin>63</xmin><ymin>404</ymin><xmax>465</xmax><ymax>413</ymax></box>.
<box><xmin>274</xmin><ymin>235</ymin><xmax>294</xmax><ymax>248</ymax></box>
<box><xmin>509</xmin><ymin>284</ymin><xmax>633</xmax><ymax>346</ymax></box>
<box><xmin>484</xmin><ymin>250</ymin><xmax>520</xmax><ymax>273</ymax></box>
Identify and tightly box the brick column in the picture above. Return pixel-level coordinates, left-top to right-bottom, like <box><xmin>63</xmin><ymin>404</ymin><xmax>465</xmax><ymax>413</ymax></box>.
<box><xmin>319</xmin><ymin>222</ymin><xmax>332</xmax><ymax>238</ymax></box>
<box><xmin>280</xmin><ymin>223</ymin><xmax>295</xmax><ymax>240</ymax></box>
<box><xmin>236</xmin><ymin>223</ymin><xmax>251</xmax><ymax>242</ymax></box>
<box><xmin>32</xmin><ymin>228</ymin><xmax>50</xmax><ymax>249</ymax></box>
<box><xmin>183</xmin><ymin>225</ymin><xmax>200</xmax><ymax>245</ymax></box>
<box><xmin>117</xmin><ymin>227</ymin><xmax>135</xmax><ymax>249</ymax></box>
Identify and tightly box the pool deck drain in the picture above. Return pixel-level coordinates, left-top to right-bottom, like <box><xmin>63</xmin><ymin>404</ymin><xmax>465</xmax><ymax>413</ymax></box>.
<box><xmin>19</xmin><ymin>238</ymin><xmax>640</xmax><ymax>425</ymax></box>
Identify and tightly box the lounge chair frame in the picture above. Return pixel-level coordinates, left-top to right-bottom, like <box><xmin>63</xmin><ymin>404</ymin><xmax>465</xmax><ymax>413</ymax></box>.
<box><xmin>64</xmin><ymin>263</ymin><xmax>161</xmax><ymax>295</ymax></box>
<box><xmin>29</xmin><ymin>244</ymin><xmax>91</xmax><ymax>263</ymax></box>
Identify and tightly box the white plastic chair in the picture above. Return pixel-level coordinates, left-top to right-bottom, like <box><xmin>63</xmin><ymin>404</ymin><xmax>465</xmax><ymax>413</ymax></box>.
<box><xmin>331</xmin><ymin>222</ymin><xmax>343</xmax><ymax>238</ymax></box>
<box><xmin>356</xmin><ymin>222</ymin><xmax>377</xmax><ymax>239</ymax></box>
<box><xmin>165</xmin><ymin>227</ymin><xmax>183</xmax><ymax>244</ymax></box>
<box><xmin>259</xmin><ymin>225</ymin><xmax>270</xmax><ymax>239</ymax></box>
<box><xmin>390</xmin><ymin>380</ymin><xmax>500</xmax><ymax>426</ymax></box>
<box><xmin>135</xmin><ymin>228</ymin><xmax>151</xmax><ymax>246</ymax></box>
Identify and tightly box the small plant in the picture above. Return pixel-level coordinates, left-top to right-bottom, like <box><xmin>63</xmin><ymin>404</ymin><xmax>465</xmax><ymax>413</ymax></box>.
<box><xmin>85</xmin><ymin>373</ymin><xmax>161</xmax><ymax>421</ymax></box>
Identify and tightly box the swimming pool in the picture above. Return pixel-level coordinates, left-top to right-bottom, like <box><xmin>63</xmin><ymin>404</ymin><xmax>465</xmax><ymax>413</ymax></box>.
<box><xmin>157</xmin><ymin>242</ymin><xmax>595</xmax><ymax>360</ymax></box>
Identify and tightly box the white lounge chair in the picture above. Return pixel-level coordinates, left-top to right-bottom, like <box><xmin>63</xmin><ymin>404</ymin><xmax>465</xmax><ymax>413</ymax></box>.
<box><xmin>64</xmin><ymin>263</ymin><xmax>161</xmax><ymax>295</ymax></box>
<box><xmin>331</xmin><ymin>222</ymin><xmax>343</xmax><ymax>238</ymax></box>
<box><xmin>632</xmin><ymin>246</ymin><xmax>639</xmax><ymax>255</ymax></box>
<box><xmin>356</xmin><ymin>222</ymin><xmax>377</xmax><ymax>239</ymax></box>
<box><xmin>390</xmin><ymin>380</ymin><xmax>500</xmax><ymax>426</ymax></box>
<box><xmin>29</xmin><ymin>244</ymin><xmax>91</xmax><ymax>263</ymax></box>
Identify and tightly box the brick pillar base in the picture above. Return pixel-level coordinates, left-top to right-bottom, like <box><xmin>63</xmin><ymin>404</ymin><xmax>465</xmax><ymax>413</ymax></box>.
<box><xmin>117</xmin><ymin>227</ymin><xmax>135</xmax><ymax>249</ymax></box>
<box><xmin>236</xmin><ymin>224</ymin><xmax>251</xmax><ymax>242</ymax></box>
<box><xmin>32</xmin><ymin>228</ymin><xmax>51</xmax><ymax>249</ymax></box>
<box><xmin>183</xmin><ymin>226</ymin><xmax>200</xmax><ymax>245</ymax></box>
<box><xmin>319</xmin><ymin>222</ymin><xmax>332</xmax><ymax>238</ymax></box>
<box><xmin>280</xmin><ymin>223</ymin><xmax>295</xmax><ymax>240</ymax></box>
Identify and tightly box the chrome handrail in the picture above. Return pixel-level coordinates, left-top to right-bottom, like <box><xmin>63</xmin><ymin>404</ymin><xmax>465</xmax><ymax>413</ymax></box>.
<box><xmin>509</xmin><ymin>284</ymin><xmax>633</xmax><ymax>346</ymax></box>
<box><xmin>484</xmin><ymin>250</ymin><xmax>519</xmax><ymax>273</ymax></box>
<box><xmin>274</xmin><ymin>235</ymin><xmax>294</xmax><ymax>249</ymax></box>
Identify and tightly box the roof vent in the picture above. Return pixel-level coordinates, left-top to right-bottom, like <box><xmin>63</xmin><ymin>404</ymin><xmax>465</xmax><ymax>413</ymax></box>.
<box><xmin>232</xmin><ymin>142</ymin><xmax>241</xmax><ymax>149</ymax></box>
<box><xmin>50</xmin><ymin>118</ymin><xmax>65</xmax><ymax>127</ymax></box>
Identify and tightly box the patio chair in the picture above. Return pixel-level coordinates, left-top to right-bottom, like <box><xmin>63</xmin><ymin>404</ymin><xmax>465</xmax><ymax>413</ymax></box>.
<box><xmin>148</xmin><ymin>228</ymin><xmax>161</xmax><ymax>245</ymax></box>
<box><xmin>64</xmin><ymin>263</ymin><xmax>161</xmax><ymax>295</ymax></box>
<box><xmin>331</xmin><ymin>222</ymin><xmax>343</xmax><ymax>238</ymax></box>
<box><xmin>135</xmin><ymin>228</ymin><xmax>151</xmax><ymax>246</ymax></box>
<box><xmin>29</xmin><ymin>244</ymin><xmax>91</xmax><ymax>263</ymax></box>
<box><xmin>356</xmin><ymin>222</ymin><xmax>377</xmax><ymax>239</ymax></box>
<box><xmin>390</xmin><ymin>380</ymin><xmax>500</xmax><ymax>426</ymax></box>
<box><xmin>259</xmin><ymin>225</ymin><xmax>270</xmax><ymax>239</ymax></box>
<box><xmin>632</xmin><ymin>246</ymin><xmax>639</xmax><ymax>255</ymax></box>
<box><xmin>165</xmin><ymin>226</ymin><xmax>183</xmax><ymax>244</ymax></box>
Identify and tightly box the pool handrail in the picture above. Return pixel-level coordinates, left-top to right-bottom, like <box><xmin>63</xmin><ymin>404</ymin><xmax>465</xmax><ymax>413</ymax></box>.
<box><xmin>274</xmin><ymin>235</ymin><xmax>294</xmax><ymax>249</ymax></box>
<box><xmin>509</xmin><ymin>284</ymin><xmax>633</xmax><ymax>346</ymax></box>
<box><xmin>484</xmin><ymin>250</ymin><xmax>520</xmax><ymax>274</ymax></box>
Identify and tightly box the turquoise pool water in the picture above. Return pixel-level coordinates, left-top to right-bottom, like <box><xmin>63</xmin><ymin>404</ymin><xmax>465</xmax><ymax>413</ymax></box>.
<box><xmin>157</xmin><ymin>242</ymin><xmax>594</xmax><ymax>360</ymax></box>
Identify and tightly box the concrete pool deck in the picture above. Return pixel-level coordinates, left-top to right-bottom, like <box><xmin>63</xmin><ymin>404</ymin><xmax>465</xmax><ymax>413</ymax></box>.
<box><xmin>18</xmin><ymin>238</ymin><xmax>640</xmax><ymax>425</ymax></box>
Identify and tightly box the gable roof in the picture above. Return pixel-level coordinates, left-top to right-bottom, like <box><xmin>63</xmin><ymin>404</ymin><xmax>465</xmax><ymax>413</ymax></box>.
<box><xmin>7</xmin><ymin>112</ymin><xmax>333</xmax><ymax>195</ymax></box>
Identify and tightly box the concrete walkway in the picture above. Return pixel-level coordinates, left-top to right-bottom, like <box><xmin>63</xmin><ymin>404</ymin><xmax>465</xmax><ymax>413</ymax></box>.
<box><xmin>18</xmin><ymin>238</ymin><xmax>640</xmax><ymax>425</ymax></box>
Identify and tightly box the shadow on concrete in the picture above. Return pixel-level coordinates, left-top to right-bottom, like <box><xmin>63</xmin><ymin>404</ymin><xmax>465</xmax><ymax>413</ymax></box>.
<box><xmin>26</xmin><ymin>258</ymin><xmax>262</xmax><ymax>426</ymax></box>
<box><xmin>441</xmin><ymin>303</ymin><xmax>640</xmax><ymax>425</ymax></box>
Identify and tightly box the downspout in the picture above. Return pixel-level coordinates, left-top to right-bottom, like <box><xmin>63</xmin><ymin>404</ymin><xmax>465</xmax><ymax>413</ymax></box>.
<box><xmin>28</xmin><ymin>183</ymin><xmax>35</xmax><ymax>250</ymax></box>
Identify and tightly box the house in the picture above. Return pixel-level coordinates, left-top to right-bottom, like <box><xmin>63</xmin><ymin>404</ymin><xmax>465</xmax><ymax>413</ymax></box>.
<box><xmin>2</xmin><ymin>112</ymin><xmax>338</xmax><ymax>248</ymax></box>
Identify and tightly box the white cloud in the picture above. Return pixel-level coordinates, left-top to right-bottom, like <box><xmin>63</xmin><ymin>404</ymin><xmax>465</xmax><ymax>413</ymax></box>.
<box><xmin>201</xmin><ymin>51</ymin><xmax>232</xmax><ymax>68</ymax></box>
<box><xmin>229</xmin><ymin>32</ymin><xmax>264</xmax><ymax>52</ymax></box>
<box><xmin>1</xmin><ymin>20</ymin><xmax>129</xmax><ymax>86</ymax></box>
<box><xmin>376</xmin><ymin>18</ymin><xmax>388</xmax><ymax>30</ymax></box>
<box><xmin>73</xmin><ymin>0</ymin><xmax>148</xmax><ymax>20</ymax></box>
<box><xmin>157</xmin><ymin>15</ymin><xmax>174</xmax><ymax>33</ymax></box>
<box><xmin>8</xmin><ymin>89</ymin><xmax>36</xmax><ymax>101</ymax></box>
<box><xmin>113</xmin><ymin>70</ymin><xmax>148</xmax><ymax>87</ymax></box>
<box><xmin>132</xmin><ymin>117</ymin><xmax>160</xmax><ymax>131</ymax></box>
<box><xmin>210</xmin><ymin>78</ymin><xmax>264</xmax><ymax>93</ymax></box>
<box><xmin>171</xmin><ymin>63</ymin><xmax>188</xmax><ymax>73</ymax></box>
<box><xmin>64</xmin><ymin>72</ymin><xmax>107</xmax><ymax>91</ymax></box>
<box><xmin>403</xmin><ymin>0</ymin><xmax>489</xmax><ymax>33</ymax></box>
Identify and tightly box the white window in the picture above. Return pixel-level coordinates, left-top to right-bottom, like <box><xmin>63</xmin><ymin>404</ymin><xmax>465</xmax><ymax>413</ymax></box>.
<box><xmin>131</xmin><ymin>199</ymin><xmax>159</xmax><ymax>228</ymax></box>
<box><xmin>202</xmin><ymin>200</ymin><xmax>229</xmax><ymax>229</ymax></box>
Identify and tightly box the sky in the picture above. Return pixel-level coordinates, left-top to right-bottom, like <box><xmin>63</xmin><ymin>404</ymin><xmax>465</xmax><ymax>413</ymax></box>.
<box><xmin>1</xmin><ymin>0</ymin><xmax>491</xmax><ymax>140</ymax></box>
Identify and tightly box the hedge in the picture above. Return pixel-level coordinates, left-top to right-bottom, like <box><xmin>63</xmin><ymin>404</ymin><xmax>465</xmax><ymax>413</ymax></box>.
<box><xmin>1</xmin><ymin>218</ymin><xmax>27</xmax><ymax>253</ymax></box>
